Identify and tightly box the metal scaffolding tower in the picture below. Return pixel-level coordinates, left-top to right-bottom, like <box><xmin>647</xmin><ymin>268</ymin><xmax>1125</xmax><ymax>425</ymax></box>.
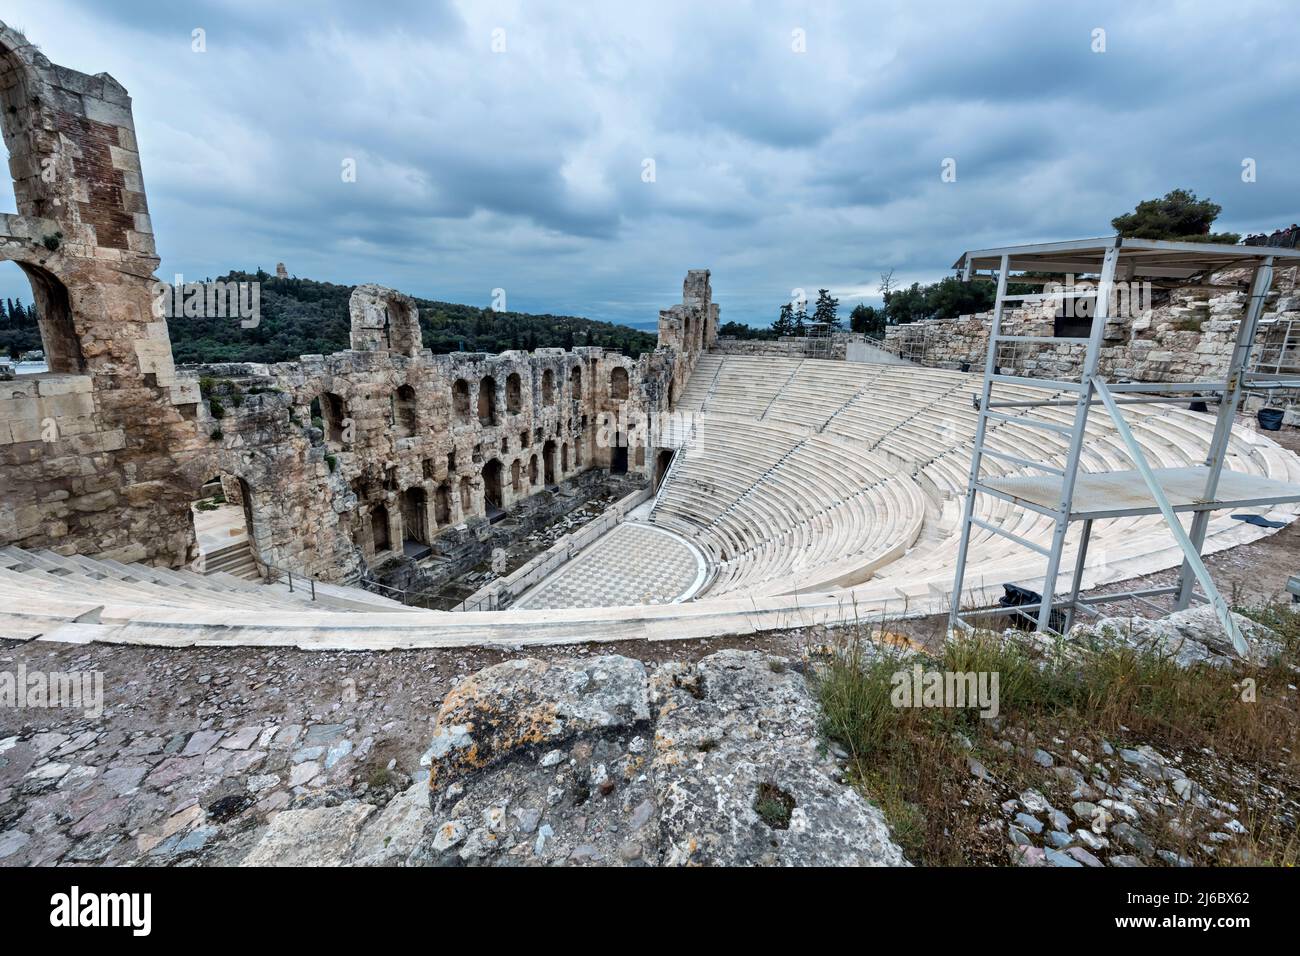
<box><xmin>948</xmin><ymin>237</ymin><xmax>1300</xmax><ymax>655</ymax></box>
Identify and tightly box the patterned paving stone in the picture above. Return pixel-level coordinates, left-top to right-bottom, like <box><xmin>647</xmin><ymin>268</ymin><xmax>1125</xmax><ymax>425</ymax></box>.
<box><xmin>513</xmin><ymin>522</ymin><xmax>706</xmax><ymax>610</ymax></box>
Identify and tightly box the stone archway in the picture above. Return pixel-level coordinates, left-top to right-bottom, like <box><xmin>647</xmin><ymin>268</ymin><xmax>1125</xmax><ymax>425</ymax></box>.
<box><xmin>482</xmin><ymin>459</ymin><xmax>504</xmax><ymax>514</ymax></box>
<box><xmin>370</xmin><ymin>503</ymin><xmax>391</xmax><ymax>554</ymax></box>
<box><xmin>189</xmin><ymin>472</ymin><xmax>261</xmax><ymax>579</ymax></box>
<box><xmin>452</xmin><ymin>379</ymin><xmax>471</xmax><ymax>423</ymax></box>
<box><xmin>610</xmin><ymin>366</ymin><xmax>629</xmax><ymax>400</ymax></box>
<box><xmin>3</xmin><ymin>259</ymin><xmax>84</xmax><ymax>374</ymax></box>
<box><xmin>478</xmin><ymin>376</ymin><xmax>498</xmax><ymax>426</ymax></box>
<box><xmin>656</xmin><ymin>449</ymin><xmax>675</xmax><ymax>489</ymax></box>
<box><xmin>543</xmin><ymin>440</ymin><xmax>557</xmax><ymax>485</ymax></box>
<box><xmin>401</xmin><ymin>486</ymin><xmax>429</xmax><ymax>547</ymax></box>
<box><xmin>506</xmin><ymin>372</ymin><xmax>522</xmax><ymax>414</ymax></box>
<box><xmin>434</xmin><ymin>481</ymin><xmax>452</xmax><ymax>525</ymax></box>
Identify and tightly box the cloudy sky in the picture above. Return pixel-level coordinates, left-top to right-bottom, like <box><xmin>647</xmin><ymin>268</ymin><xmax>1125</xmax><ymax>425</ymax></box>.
<box><xmin>2</xmin><ymin>0</ymin><xmax>1298</xmax><ymax>330</ymax></box>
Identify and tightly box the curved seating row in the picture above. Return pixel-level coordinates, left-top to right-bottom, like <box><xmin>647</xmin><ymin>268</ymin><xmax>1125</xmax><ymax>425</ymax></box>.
<box><xmin>649</xmin><ymin>357</ymin><xmax>1300</xmax><ymax>606</ymax></box>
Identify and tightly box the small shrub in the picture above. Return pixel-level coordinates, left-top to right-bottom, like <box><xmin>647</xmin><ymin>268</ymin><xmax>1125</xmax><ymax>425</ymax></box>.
<box><xmin>208</xmin><ymin>398</ymin><xmax>225</xmax><ymax>419</ymax></box>
<box><xmin>325</xmin><ymin>453</ymin><xmax>337</xmax><ymax>473</ymax></box>
<box><xmin>754</xmin><ymin>782</ymin><xmax>795</xmax><ymax>830</ymax></box>
<box><xmin>209</xmin><ymin>428</ymin><xmax>223</xmax><ymax>441</ymax></box>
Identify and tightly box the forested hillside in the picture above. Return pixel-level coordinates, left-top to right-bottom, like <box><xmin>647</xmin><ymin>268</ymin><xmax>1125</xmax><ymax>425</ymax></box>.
<box><xmin>166</xmin><ymin>271</ymin><xmax>657</xmax><ymax>364</ymax></box>
<box><xmin>3</xmin><ymin>270</ymin><xmax>657</xmax><ymax>363</ymax></box>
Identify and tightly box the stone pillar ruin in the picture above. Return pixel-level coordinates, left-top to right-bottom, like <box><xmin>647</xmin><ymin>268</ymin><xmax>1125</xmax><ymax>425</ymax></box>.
<box><xmin>0</xmin><ymin>21</ymin><xmax>204</xmax><ymax>566</ymax></box>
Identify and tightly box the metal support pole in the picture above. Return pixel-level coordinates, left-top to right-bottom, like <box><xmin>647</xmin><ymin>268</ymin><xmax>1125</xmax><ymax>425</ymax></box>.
<box><xmin>1175</xmin><ymin>256</ymin><xmax>1275</xmax><ymax>608</ymax></box>
<box><xmin>949</xmin><ymin>255</ymin><xmax>1008</xmax><ymax>632</ymax></box>
<box><xmin>1061</xmin><ymin>518</ymin><xmax>1093</xmax><ymax>634</ymax></box>
<box><xmin>1095</xmin><ymin>379</ymin><xmax>1247</xmax><ymax>656</ymax></box>
<box><xmin>1036</xmin><ymin>240</ymin><xmax>1119</xmax><ymax>631</ymax></box>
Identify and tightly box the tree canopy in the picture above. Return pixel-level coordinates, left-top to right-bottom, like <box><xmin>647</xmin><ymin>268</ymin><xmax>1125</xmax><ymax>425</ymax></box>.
<box><xmin>1111</xmin><ymin>188</ymin><xmax>1240</xmax><ymax>244</ymax></box>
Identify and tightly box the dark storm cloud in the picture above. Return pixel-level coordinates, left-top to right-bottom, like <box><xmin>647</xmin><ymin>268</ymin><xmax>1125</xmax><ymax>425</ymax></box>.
<box><xmin>1</xmin><ymin>0</ymin><xmax>1297</xmax><ymax>328</ymax></box>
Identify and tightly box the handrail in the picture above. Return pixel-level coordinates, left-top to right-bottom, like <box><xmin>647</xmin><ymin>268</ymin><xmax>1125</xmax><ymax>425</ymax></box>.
<box><xmin>262</xmin><ymin>562</ymin><xmax>316</xmax><ymax>601</ymax></box>
<box><xmin>357</xmin><ymin>574</ymin><xmax>446</xmax><ymax>608</ymax></box>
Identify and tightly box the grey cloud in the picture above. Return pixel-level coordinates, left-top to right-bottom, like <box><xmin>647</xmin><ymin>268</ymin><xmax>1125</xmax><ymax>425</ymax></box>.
<box><xmin>0</xmin><ymin>0</ymin><xmax>1297</xmax><ymax>330</ymax></box>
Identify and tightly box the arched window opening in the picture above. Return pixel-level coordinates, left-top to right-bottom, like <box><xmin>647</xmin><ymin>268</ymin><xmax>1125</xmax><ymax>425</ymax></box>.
<box><xmin>393</xmin><ymin>384</ymin><xmax>417</xmax><ymax>437</ymax></box>
<box><xmin>505</xmin><ymin>372</ymin><xmax>522</xmax><ymax>414</ymax></box>
<box><xmin>401</xmin><ymin>486</ymin><xmax>428</xmax><ymax>550</ymax></box>
<box><xmin>370</xmin><ymin>503</ymin><xmax>391</xmax><ymax>554</ymax></box>
<box><xmin>610</xmin><ymin>366</ymin><xmax>629</xmax><ymax>400</ymax></box>
<box><xmin>1</xmin><ymin>261</ymin><xmax>83</xmax><ymax>374</ymax></box>
<box><xmin>319</xmin><ymin>392</ymin><xmax>348</xmax><ymax>447</ymax></box>
<box><xmin>434</xmin><ymin>481</ymin><xmax>452</xmax><ymax>525</ymax></box>
<box><xmin>482</xmin><ymin>459</ymin><xmax>504</xmax><ymax>516</ymax></box>
<box><xmin>452</xmin><ymin>378</ymin><xmax>471</xmax><ymax>423</ymax></box>
<box><xmin>543</xmin><ymin>440</ymin><xmax>557</xmax><ymax>485</ymax></box>
<box><xmin>478</xmin><ymin>375</ymin><xmax>497</xmax><ymax>426</ymax></box>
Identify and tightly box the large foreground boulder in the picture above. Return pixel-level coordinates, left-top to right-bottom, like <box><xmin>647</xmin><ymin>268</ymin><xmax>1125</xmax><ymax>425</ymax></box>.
<box><xmin>413</xmin><ymin>649</ymin><xmax>906</xmax><ymax>866</ymax></box>
<box><xmin>237</xmin><ymin>649</ymin><xmax>908</xmax><ymax>867</ymax></box>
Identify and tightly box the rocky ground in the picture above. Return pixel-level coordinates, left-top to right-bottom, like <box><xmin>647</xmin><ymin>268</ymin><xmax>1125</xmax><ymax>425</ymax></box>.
<box><xmin>0</xmin><ymin>626</ymin><xmax>834</xmax><ymax>867</ymax></box>
<box><xmin>3</xmin><ymin>608</ymin><xmax>1291</xmax><ymax>866</ymax></box>
<box><xmin>965</xmin><ymin>725</ymin><xmax>1290</xmax><ymax>868</ymax></box>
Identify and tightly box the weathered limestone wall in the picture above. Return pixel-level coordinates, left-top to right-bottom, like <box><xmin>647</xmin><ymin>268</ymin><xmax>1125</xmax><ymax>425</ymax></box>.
<box><xmin>713</xmin><ymin>334</ymin><xmax>867</xmax><ymax>361</ymax></box>
<box><xmin>191</xmin><ymin>334</ymin><xmax>658</xmax><ymax>581</ymax></box>
<box><xmin>0</xmin><ymin>23</ymin><xmax>204</xmax><ymax>566</ymax></box>
<box><xmin>882</xmin><ymin>277</ymin><xmax>1300</xmax><ymax>382</ymax></box>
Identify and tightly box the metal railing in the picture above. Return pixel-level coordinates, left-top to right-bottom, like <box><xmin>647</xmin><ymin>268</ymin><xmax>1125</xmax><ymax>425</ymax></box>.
<box><xmin>263</xmin><ymin>562</ymin><xmax>316</xmax><ymax>601</ymax></box>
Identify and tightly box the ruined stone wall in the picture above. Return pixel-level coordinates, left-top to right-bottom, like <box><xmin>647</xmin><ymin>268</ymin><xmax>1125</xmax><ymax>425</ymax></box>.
<box><xmin>713</xmin><ymin>333</ymin><xmax>867</xmax><ymax>361</ymax></box>
<box><xmin>882</xmin><ymin>277</ymin><xmax>1300</xmax><ymax>383</ymax></box>
<box><xmin>191</xmin><ymin>333</ymin><xmax>661</xmax><ymax>581</ymax></box>
<box><xmin>0</xmin><ymin>23</ymin><xmax>204</xmax><ymax>566</ymax></box>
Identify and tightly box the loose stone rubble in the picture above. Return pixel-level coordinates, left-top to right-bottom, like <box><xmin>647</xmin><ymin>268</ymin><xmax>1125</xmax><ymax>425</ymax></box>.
<box><xmin>985</xmin><ymin>732</ymin><xmax>1279</xmax><ymax>869</ymax></box>
<box><xmin>1068</xmin><ymin>605</ymin><xmax>1286</xmax><ymax>669</ymax></box>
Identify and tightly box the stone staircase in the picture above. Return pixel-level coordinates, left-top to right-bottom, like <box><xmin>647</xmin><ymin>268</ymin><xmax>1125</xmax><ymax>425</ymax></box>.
<box><xmin>197</xmin><ymin>538</ymin><xmax>260</xmax><ymax>580</ymax></box>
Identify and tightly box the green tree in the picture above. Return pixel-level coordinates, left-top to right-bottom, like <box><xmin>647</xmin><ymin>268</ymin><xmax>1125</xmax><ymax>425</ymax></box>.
<box><xmin>1111</xmin><ymin>188</ymin><xmax>1240</xmax><ymax>244</ymax></box>
<box><xmin>772</xmin><ymin>302</ymin><xmax>795</xmax><ymax>336</ymax></box>
<box><xmin>812</xmin><ymin>288</ymin><xmax>841</xmax><ymax>330</ymax></box>
<box><xmin>850</xmin><ymin>302</ymin><xmax>885</xmax><ymax>337</ymax></box>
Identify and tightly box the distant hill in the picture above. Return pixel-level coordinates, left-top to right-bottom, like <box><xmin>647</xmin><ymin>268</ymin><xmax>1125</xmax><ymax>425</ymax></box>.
<box><xmin>164</xmin><ymin>270</ymin><xmax>658</xmax><ymax>365</ymax></box>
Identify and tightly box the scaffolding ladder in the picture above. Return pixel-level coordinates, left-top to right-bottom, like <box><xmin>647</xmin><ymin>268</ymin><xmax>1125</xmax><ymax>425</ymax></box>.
<box><xmin>947</xmin><ymin>237</ymin><xmax>1300</xmax><ymax>656</ymax></box>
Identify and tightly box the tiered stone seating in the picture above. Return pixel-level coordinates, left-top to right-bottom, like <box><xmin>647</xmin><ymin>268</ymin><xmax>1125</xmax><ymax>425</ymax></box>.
<box><xmin>0</xmin><ymin>546</ymin><xmax>414</xmax><ymax>624</ymax></box>
<box><xmin>651</xmin><ymin>356</ymin><xmax>1300</xmax><ymax>605</ymax></box>
<box><xmin>7</xmin><ymin>355</ymin><xmax>1297</xmax><ymax>651</ymax></box>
